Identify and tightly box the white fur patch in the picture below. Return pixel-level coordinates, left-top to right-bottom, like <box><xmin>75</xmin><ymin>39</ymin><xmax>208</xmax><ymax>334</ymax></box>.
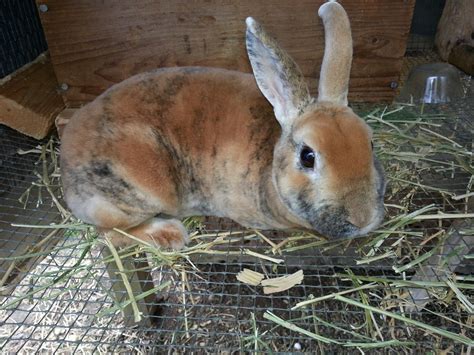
<box><xmin>67</xmin><ymin>194</ymin><xmax>116</xmax><ymax>225</ymax></box>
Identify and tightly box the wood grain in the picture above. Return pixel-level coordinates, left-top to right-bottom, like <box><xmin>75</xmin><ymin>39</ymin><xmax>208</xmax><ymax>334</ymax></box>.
<box><xmin>449</xmin><ymin>44</ymin><xmax>474</xmax><ymax>76</ymax></box>
<box><xmin>0</xmin><ymin>54</ymin><xmax>65</xmax><ymax>139</ymax></box>
<box><xmin>55</xmin><ymin>108</ymin><xmax>77</xmax><ymax>139</ymax></box>
<box><xmin>435</xmin><ymin>0</ymin><xmax>474</xmax><ymax>61</ymax></box>
<box><xmin>37</xmin><ymin>0</ymin><xmax>415</xmax><ymax>106</ymax></box>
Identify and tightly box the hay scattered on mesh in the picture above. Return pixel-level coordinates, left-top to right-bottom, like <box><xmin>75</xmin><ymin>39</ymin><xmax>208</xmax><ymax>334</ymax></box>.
<box><xmin>0</xmin><ymin>104</ymin><xmax>473</xmax><ymax>352</ymax></box>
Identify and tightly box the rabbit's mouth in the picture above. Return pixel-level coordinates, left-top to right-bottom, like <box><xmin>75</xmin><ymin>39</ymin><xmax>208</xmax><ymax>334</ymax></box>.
<box><xmin>310</xmin><ymin>204</ymin><xmax>384</xmax><ymax>239</ymax></box>
<box><xmin>310</xmin><ymin>205</ymin><xmax>357</xmax><ymax>238</ymax></box>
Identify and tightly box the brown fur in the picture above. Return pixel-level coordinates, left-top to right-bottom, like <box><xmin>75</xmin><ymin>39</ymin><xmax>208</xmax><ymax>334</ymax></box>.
<box><xmin>103</xmin><ymin>218</ymin><xmax>188</xmax><ymax>249</ymax></box>
<box><xmin>245</xmin><ymin>17</ymin><xmax>312</xmax><ymax>122</ymax></box>
<box><xmin>292</xmin><ymin>105</ymin><xmax>377</xmax><ymax>229</ymax></box>
<box><xmin>61</xmin><ymin>68</ymin><xmax>298</xmax><ymax>239</ymax></box>
<box><xmin>299</xmin><ymin>107</ymin><xmax>372</xmax><ymax>182</ymax></box>
<box><xmin>60</xmin><ymin>1</ymin><xmax>385</xmax><ymax>248</ymax></box>
<box><xmin>318</xmin><ymin>1</ymin><xmax>353</xmax><ymax>105</ymax></box>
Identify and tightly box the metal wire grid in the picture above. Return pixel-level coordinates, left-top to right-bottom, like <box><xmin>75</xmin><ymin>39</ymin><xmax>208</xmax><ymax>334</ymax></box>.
<box><xmin>405</xmin><ymin>34</ymin><xmax>435</xmax><ymax>55</ymax></box>
<box><xmin>0</xmin><ymin>107</ymin><xmax>472</xmax><ymax>353</ymax></box>
<box><xmin>3</xmin><ymin>233</ymin><xmax>471</xmax><ymax>353</ymax></box>
<box><xmin>0</xmin><ymin>0</ymin><xmax>471</xmax><ymax>350</ymax></box>
<box><xmin>405</xmin><ymin>0</ymin><xmax>444</xmax><ymax>56</ymax></box>
<box><xmin>0</xmin><ymin>74</ymin><xmax>473</xmax><ymax>352</ymax></box>
<box><xmin>0</xmin><ymin>0</ymin><xmax>48</xmax><ymax>78</ymax></box>
<box><xmin>0</xmin><ymin>126</ymin><xmax>62</xmax><ymax>237</ymax></box>
<box><xmin>0</xmin><ymin>126</ymin><xmax>65</xmax><ymax>302</ymax></box>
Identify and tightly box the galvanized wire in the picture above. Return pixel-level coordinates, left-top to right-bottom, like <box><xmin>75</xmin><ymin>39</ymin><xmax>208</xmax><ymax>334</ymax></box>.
<box><xmin>0</xmin><ymin>61</ymin><xmax>473</xmax><ymax>353</ymax></box>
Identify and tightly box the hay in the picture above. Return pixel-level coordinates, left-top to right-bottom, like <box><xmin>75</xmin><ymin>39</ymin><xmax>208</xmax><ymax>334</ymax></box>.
<box><xmin>237</xmin><ymin>269</ymin><xmax>304</xmax><ymax>294</ymax></box>
<box><xmin>0</xmin><ymin>103</ymin><xmax>473</xmax><ymax>351</ymax></box>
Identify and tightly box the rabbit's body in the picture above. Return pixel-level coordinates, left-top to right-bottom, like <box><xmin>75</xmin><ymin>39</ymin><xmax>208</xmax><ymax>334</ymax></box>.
<box><xmin>62</xmin><ymin>68</ymin><xmax>305</xmax><ymax>246</ymax></box>
<box><xmin>61</xmin><ymin>1</ymin><xmax>386</xmax><ymax>248</ymax></box>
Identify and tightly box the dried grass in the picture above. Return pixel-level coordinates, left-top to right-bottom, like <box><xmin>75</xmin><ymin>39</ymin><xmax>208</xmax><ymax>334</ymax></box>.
<box><xmin>0</xmin><ymin>103</ymin><xmax>473</xmax><ymax>352</ymax></box>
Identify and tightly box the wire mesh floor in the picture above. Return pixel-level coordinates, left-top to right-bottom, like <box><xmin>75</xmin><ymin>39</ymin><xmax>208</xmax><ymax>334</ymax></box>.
<box><xmin>0</xmin><ymin>54</ymin><xmax>473</xmax><ymax>353</ymax></box>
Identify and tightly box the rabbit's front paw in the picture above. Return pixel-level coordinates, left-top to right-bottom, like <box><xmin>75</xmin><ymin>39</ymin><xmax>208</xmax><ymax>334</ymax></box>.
<box><xmin>107</xmin><ymin>218</ymin><xmax>189</xmax><ymax>250</ymax></box>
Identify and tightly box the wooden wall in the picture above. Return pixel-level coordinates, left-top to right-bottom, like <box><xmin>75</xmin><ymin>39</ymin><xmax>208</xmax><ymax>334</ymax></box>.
<box><xmin>0</xmin><ymin>54</ymin><xmax>64</xmax><ymax>139</ymax></box>
<box><xmin>37</xmin><ymin>0</ymin><xmax>415</xmax><ymax>106</ymax></box>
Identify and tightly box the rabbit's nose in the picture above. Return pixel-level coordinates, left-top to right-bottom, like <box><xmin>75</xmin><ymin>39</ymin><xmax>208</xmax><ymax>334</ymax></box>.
<box><xmin>343</xmin><ymin>189</ymin><xmax>380</xmax><ymax>231</ymax></box>
<box><xmin>347</xmin><ymin>211</ymin><xmax>372</xmax><ymax>229</ymax></box>
<box><xmin>350</xmin><ymin>207</ymin><xmax>385</xmax><ymax>237</ymax></box>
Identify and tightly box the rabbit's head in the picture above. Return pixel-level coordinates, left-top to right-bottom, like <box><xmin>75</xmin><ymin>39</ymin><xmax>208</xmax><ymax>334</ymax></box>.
<box><xmin>246</xmin><ymin>1</ymin><xmax>386</xmax><ymax>238</ymax></box>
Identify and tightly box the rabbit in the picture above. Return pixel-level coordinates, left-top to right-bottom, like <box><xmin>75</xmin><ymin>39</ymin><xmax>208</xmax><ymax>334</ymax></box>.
<box><xmin>60</xmin><ymin>0</ymin><xmax>386</xmax><ymax>249</ymax></box>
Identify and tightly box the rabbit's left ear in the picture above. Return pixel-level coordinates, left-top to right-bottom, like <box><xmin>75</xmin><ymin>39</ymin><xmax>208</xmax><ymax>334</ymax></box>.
<box><xmin>246</xmin><ymin>17</ymin><xmax>312</xmax><ymax>128</ymax></box>
<box><xmin>317</xmin><ymin>1</ymin><xmax>353</xmax><ymax>106</ymax></box>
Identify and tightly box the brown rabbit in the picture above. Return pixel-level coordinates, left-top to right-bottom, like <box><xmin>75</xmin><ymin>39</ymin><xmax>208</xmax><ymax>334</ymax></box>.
<box><xmin>60</xmin><ymin>0</ymin><xmax>386</xmax><ymax>248</ymax></box>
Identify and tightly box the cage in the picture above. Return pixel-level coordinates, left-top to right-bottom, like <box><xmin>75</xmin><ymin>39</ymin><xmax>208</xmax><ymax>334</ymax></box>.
<box><xmin>0</xmin><ymin>0</ymin><xmax>473</xmax><ymax>353</ymax></box>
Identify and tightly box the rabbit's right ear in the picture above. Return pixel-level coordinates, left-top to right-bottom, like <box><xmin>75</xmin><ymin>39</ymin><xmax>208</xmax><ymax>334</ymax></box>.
<box><xmin>317</xmin><ymin>1</ymin><xmax>353</xmax><ymax>106</ymax></box>
<box><xmin>246</xmin><ymin>17</ymin><xmax>312</xmax><ymax>128</ymax></box>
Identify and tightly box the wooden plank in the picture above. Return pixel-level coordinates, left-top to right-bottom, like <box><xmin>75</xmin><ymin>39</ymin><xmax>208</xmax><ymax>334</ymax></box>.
<box><xmin>0</xmin><ymin>54</ymin><xmax>65</xmax><ymax>139</ymax></box>
<box><xmin>0</xmin><ymin>182</ymin><xmax>64</xmax><ymax>296</ymax></box>
<box><xmin>37</xmin><ymin>0</ymin><xmax>415</xmax><ymax>106</ymax></box>
<box><xmin>102</xmin><ymin>250</ymin><xmax>158</xmax><ymax>327</ymax></box>
<box><xmin>449</xmin><ymin>44</ymin><xmax>474</xmax><ymax>76</ymax></box>
<box><xmin>435</xmin><ymin>0</ymin><xmax>474</xmax><ymax>61</ymax></box>
<box><xmin>55</xmin><ymin>108</ymin><xmax>77</xmax><ymax>139</ymax></box>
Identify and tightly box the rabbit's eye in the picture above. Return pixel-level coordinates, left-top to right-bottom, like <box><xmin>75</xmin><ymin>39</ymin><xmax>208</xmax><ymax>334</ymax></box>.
<box><xmin>300</xmin><ymin>146</ymin><xmax>315</xmax><ymax>169</ymax></box>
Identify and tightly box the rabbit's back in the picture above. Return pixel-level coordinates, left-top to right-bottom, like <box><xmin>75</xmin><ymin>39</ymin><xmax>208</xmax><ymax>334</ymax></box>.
<box><xmin>61</xmin><ymin>67</ymin><xmax>283</xmax><ymax>229</ymax></box>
